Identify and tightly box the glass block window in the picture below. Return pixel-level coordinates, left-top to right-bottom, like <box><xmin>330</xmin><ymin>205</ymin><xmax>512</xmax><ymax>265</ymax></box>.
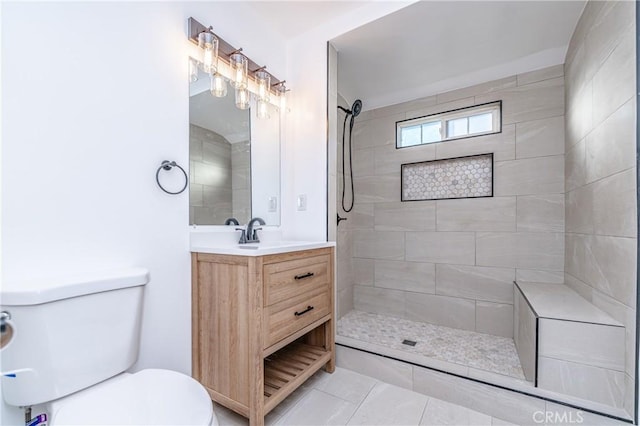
<box><xmin>401</xmin><ymin>153</ymin><xmax>493</xmax><ymax>201</ymax></box>
<box><xmin>397</xmin><ymin>101</ymin><xmax>501</xmax><ymax>148</ymax></box>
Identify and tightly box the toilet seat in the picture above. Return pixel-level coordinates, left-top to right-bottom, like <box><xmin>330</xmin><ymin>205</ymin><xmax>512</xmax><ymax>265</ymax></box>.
<box><xmin>48</xmin><ymin>369</ymin><xmax>216</xmax><ymax>425</ymax></box>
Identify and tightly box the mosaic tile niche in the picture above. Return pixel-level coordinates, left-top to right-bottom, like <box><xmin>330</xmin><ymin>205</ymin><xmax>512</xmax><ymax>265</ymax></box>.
<box><xmin>401</xmin><ymin>153</ymin><xmax>493</xmax><ymax>201</ymax></box>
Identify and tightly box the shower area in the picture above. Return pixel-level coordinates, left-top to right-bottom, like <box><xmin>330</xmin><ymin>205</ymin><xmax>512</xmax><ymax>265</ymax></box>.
<box><xmin>327</xmin><ymin>1</ymin><xmax>637</xmax><ymax>421</ymax></box>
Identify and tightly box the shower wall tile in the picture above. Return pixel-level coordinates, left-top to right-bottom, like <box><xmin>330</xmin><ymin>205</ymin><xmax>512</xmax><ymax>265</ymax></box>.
<box><xmin>537</xmin><ymin>357</ymin><xmax>625</xmax><ymax>408</ymax></box>
<box><xmin>352</xmin><ymin>113</ymin><xmax>404</xmax><ymax>151</ymax></box>
<box><xmin>354</xmin><ymin>285</ymin><xmax>405</xmax><ymax>318</ymax></box>
<box><xmin>475</xmin><ymin>77</ymin><xmax>564</xmax><ymax>125</ymax></box>
<box><xmin>352</xmin><ymin>258</ymin><xmax>374</xmax><ymax>286</ymax></box>
<box><xmin>565</xmin><ymin>233</ymin><xmax>637</xmax><ymax>309</ymax></box>
<box><xmin>374</xmin><ymin>260</ymin><xmax>436</xmax><ymax>294</ymax></box>
<box><xmin>336</xmin><ymin>345</ymin><xmax>413</xmax><ymax>390</ymax></box>
<box><xmin>565</xmin><ymin>5</ymin><xmax>636</xmax><ymax>408</ymax></box>
<box><xmin>404</xmin><ymin>97</ymin><xmax>475</xmax><ymax>121</ymax></box>
<box><xmin>405</xmin><ymin>292</ymin><xmax>476</xmax><ymax>331</ymax></box>
<box><xmin>494</xmin><ymin>155</ymin><xmax>564</xmax><ymax>196</ymax></box>
<box><xmin>436</xmin><ymin>197</ymin><xmax>516</xmax><ymax>232</ymax></box>
<box><xmin>347</xmin><ymin>203</ymin><xmax>374</xmax><ymax>230</ymax></box>
<box><xmin>565</xmin><ymin>186</ymin><xmax>594</xmax><ymax>234</ymax></box>
<box><xmin>516</xmin><ymin>232</ymin><xmax>564</xmax><ymax>271</ymax></box>
<box><xmin>353</xmin><ymin>174</ymin><xmax>400</xmax><ymax>203</ymax></box>
<box><xmin>476</xmin><ymin>232</ymin><xmax>563</xmax><ymax>271</ymax></box>
<box><xmin>516</xmin><ymin>64</ymin><xmax>564</xmax><ymax>86</ymax></box>
<box><xmin>592</xmin><ymin>26</ymin><xmax>635</xmax><ymax>127</ymax></box>
<box><xmin>337</xmin><ymin>286</ymin><xmax>354</xmax><ymax>320</ymax></box>
<box><xmin>475</xmin><ymin>301</ymin><xmax>513</xmax><ymax>338</ymax></box>
<box><xmin>585</xmin><ymin>98</ymin><xmax>635</xmax><ymax>184</ymax></box>
<box><xmin>591</xmin><ymin>289</ymin><xmax>637</xmax><ymax>378</ymax></box>
<box><xmin>437</xmin><ymin>75</ymin><xmax>517</xmax><ymax>104</ymax></box>
<box><xmin>516</xmin><ymin>194</ymin><xmax>564</xmax><ymax>233</ymax></box>
<box><xmin>359</xmin><ymin>96</ymin><xmax>437</xmax><ymax>122</ymax></box>
<box><xmin>514</xmin><ymin>288</ymin><xmax>537</xmax><ymax>382</ymax></box>
<box><xmin>515</xmin><ymin>116</ymin><xmax>564</xmax><ymax>159</ymax></box>
<box><xmin>434</xmin><ymin>123</ymin><xmax>515</xmax><ymax>162</ymax></box>
<box><xmin>435</xmin><ymin>264</ymin><xmax>515</xmax><ymax>304</ymax></box>
<box><xmin>516</xmin><ymin>269</ymin><xmax>564</xmax><ymax>284</ymax></box>
<box><xmin>585</xmin><ymin>1</ymin><xmax>634</xmax><ymax>77</ymax></box>
<box><xmin>592</xmin><ymin>168</ymin><xmax>637</xmax><ymax>238</ymax></box>
<box><xmin>405</xmin><ymin>232</ymin><xmax>475</xmax><ymax>265</ymax></box>
<box><xmin>374</xmin><ymin>201</ymin><xmax>436</xmax><ymax>232</ymax></box>
<box><xmin>353</xmin><ymin>230</ymin><xmax>404</xmax><ymax>260</ymax></box>
<box><xmin>565</xmin><ymin>82</ymin><xmax>593</xmax><ymax>149</ymax></box>
<box><xmin>351</xmin><ymin>147</ymin><xmax>375</xmax><ymax>177</ymax></box>
<box><xmin>476</xmin><ymin>232</ymin><xmax>517</xmax><ymax>268</ymax></box>
<box><xmin>538</xmin><ymin>319</ymin><xmax>625</xmax><ymax>371</ymax></box>
<box><xmin>412</xmin><ymin>365</ymin><xmax>546</xmax><ymax>425</ymax></box>
<box><xmin>374</xmin><ymin>143</ymin><xmax>436</xmax><ymax>175</ymax></box>
<box><xmin>565</xmin><ymin>137</ymin><xmax>586</xmax><ymax>192</ymax></box>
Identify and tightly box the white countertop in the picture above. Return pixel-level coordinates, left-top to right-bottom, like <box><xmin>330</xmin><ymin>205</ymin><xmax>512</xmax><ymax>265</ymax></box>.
<box><xmin>516</xmin><ymin>281</ymin><xmax>623</xmax><ymax>326</ymax></box>
<box><xmin>191</xmin><ymin>240</ymin><xmax>335</xmax><ymax>256</ymax></box>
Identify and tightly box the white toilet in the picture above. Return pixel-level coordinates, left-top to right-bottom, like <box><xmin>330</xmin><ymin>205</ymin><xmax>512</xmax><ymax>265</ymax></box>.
<box><xmin>1</xmin><ymin>268</ymin><xmax>217</xmax><ymax>425</ymax></box>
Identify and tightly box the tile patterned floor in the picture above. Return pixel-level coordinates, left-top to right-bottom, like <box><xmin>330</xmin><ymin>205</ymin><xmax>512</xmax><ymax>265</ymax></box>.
<box><xmin>213</xmin><ymin>367</ymin><xmax>517</xmax><ymax>425</ymax></box>
<box><xmin>336</xmin><ymin>310</ymin><xmax>525</xmax><ymax>380</ymax></box>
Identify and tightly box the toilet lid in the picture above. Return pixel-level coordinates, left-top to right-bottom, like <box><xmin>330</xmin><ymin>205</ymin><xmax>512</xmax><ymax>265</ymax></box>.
<box><xmin>50</xmin><ymin>369</ymin><xmax>214</xmax><ymax>425</ymax></box>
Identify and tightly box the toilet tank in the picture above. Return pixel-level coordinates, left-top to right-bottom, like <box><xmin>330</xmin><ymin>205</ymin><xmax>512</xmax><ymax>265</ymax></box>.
<box><xmin>1</xmin><ymin>268</ymin><xmax>149</xmax><ymax>406</ymax></box>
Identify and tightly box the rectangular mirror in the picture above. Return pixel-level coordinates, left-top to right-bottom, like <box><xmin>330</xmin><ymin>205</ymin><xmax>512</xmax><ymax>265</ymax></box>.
<box><xmin>189</xmin><ymin>66</ymin><xmax>281</xmax><ymax>226</ymax></box>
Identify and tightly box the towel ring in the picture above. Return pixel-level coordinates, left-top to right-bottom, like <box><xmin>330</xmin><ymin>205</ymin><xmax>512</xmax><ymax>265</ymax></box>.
<box><xmin>156</xmin><ymin>160</ymin><xmax>188</xmax><ymax>195</ymax></box>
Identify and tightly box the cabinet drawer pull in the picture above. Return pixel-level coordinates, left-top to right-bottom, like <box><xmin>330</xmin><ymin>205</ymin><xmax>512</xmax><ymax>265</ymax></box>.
<box><xmin>294</xmin><ymin>305</ymin><xmax>314</xmax><ymax>316</ymax></box>
<box><xmin>294</xmin><ymin>272</ymin><xmax>314</xmax><ymax>280</ymax></box>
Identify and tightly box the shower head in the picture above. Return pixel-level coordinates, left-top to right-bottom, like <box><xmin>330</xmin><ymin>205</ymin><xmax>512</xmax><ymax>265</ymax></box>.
<box><xmin>351</xmin><ymin>99</ymin><xmax>362</xmax><ymax>118</ymax></box>
<box><xmin>337</xmin><ymin>99</ymin><xmax>363</xmax><ymax>117</ymax></box>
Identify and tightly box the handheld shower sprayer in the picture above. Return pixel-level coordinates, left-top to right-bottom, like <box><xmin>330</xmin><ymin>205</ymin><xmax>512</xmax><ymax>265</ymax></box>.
<box><xmin>337</xmin><ymin>99</ymin><xmax>363</xmax><ymax>220</ymax></box>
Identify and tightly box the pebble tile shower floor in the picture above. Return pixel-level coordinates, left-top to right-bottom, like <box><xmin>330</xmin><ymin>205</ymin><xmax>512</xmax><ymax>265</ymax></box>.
<box><xmin>337</xmin><ymin>310</ymin><xmax>525</xmax><ymax>380</ymax></box>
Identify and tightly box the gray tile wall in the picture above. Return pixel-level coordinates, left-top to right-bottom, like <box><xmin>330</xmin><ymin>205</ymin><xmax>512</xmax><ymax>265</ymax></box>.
<box><xmin>563</xmin><ymin>0</ymin><xmax>637</xmax><ymax>417</ymax></box>
<box><xmin>189</xmin><ymin>124</ymin><xmax>232</xmax><ymax>225</ymax></box>
<box><xmin>340</xmin><ymin>65</ymin><xmax>566</xmax><ymax>337</ymax></box>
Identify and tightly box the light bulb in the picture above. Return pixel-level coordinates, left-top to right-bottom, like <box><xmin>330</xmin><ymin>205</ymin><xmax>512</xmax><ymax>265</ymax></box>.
<box><xmin>255</xmin><ymin>70</ymin><xmax>270</xmax><ymax>102</ymax></box>
<box><xmin>189</xmin><ymin>58</ymin><xmax>199</xmax><ymax>83</ymax></box>
<box><xmin>235</xmin><ymin>88</ymin><xmax>250</xmax><ymax>110</ymax></box>
<box><xmin>257</xmin><ymin>99</ymin><xmax>270</xmax><ymax>119</ymax></box>
<box><xmin>230</xmin><ymin>53</ymin><xmax>248</xmax><ymax>89</ymax></box>
<box><xmin>198</xmin><ymin>32</ymin><xmax>218</xmax><ymax>74</ymax></box>
<box><xmin>276</xmin><ymin>84</ymin><xmax>287</xmax><ymax>111</ymax></box>
<box><xmin>210</xmin><ymin>73</ymin><xmax>227</xmax><ymax>97</ymax></box>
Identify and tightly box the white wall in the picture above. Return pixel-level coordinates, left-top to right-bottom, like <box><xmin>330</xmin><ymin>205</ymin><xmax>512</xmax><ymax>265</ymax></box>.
<box><xmin>282</xmin><ymin>1</ymin><xmax>416</xmax><ymax>241</ymax></box>
<box><xmin>1</xmin><ymin>2</ymin><xmax>285</xmax><ymax>424</ymax></box>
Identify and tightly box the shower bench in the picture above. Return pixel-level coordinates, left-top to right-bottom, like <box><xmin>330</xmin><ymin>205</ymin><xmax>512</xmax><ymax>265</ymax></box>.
<box><xmin>514</xmin><ymin>281</ymin><xmax>625</xmax><ymax>409</ymax></box>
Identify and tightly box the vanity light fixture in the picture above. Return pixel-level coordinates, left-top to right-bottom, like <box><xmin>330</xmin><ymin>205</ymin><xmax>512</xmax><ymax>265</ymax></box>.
<box><xmin>198</xmin><ymin>30</ymin><xmax>218</xmax><ymax>75</ymax></box>
<box><xmin>188</xmin><ymin>17</ymin><xmax>289</xmax><ymax>112</ymax></box>
<box><xmin>255</xmin><ymin>69</ymin><xmax>271</xmax><ymax>102</ymax></box>
<box><xmin>235</xmin><ymin>87</ymin><xmax>250</xmax><ymax>110</ymax></box>
<box><xmin>210</xmin><ymin>72</ymin><xmax>227</xmax><ymax>98</ymax></box>
<box><xmin>230</xmin><ymin>52</ymin><xmax>248</xmax><ymax>89</ymax></box>
<box><xmin>274</xmin><ymin>81</ymin><xmax>288</xmax><ymax>112</ymax></box>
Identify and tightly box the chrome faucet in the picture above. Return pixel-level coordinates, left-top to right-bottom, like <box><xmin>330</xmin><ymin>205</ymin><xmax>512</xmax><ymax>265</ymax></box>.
<box><xmin>245</xmin><ymin>217</ymin><xmax>266</xmax><ymax>243</ymax></box>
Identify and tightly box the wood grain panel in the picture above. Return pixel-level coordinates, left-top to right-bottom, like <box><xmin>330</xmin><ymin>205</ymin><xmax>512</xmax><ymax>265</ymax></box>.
<box><xmin>264</xmin><ymin>254</ymin><xmax>330</xmax><ymax>306</ymax></box>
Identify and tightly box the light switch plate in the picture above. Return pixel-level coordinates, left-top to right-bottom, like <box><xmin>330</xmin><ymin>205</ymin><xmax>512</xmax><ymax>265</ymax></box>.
<box><xmin>268</xmin><ymin>196</ymin><xmax>277</xmax><ymax>212</ymax></box>
<box><xmin>296</xmin><ymin>194</ymin><xmax>307</xmax><ymax>211</ymax></box>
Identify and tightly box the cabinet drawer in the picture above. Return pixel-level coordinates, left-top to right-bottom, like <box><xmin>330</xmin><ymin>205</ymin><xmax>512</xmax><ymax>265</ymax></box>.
<box><xmin>264</xmin><ymin>254</ymin><xmax>330</xmax><ymax>306</ymax></box>
<box><xmin>264</xmin><ymin>289</ymin><xmax>330</xmax><ymax>349</ymax></box>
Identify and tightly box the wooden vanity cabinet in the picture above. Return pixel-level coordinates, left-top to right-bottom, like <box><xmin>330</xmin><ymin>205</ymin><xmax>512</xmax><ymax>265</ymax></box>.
<box><xmin>191</xmin><ymin>247</ymin><xmax>335</xmax><ymax>426</ymax></box>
